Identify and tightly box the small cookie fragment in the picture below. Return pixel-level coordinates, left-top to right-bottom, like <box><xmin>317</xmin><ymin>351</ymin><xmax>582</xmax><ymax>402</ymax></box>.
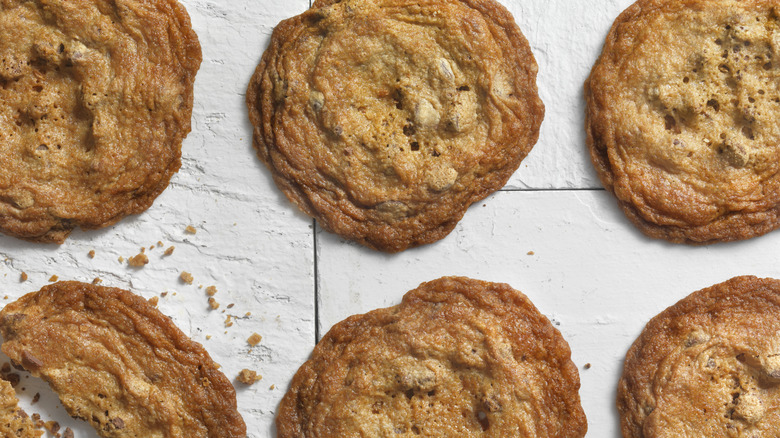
<box><xmin>185</xmin><ymin>225</ymin><xmax>197</xmax><ymax>234</ymax></box>
<box><xmin>247</xmin><ymin>333</ymin><xmax>262</xmax><ymax>347</ymax></box>
<box><xmin>0</xmin><ymin>281</ymin><xmax>246</xmax><ymax>437</ymax></box>
<box><xmin>88</xmin><ymin>250</ymin><xmax>96</xmax><ymax>259</ymax></box>
<box><xmin>127</xmin><ymin>253</ymin><xmax>149</xmax><ymax>267</ymax></box>
<box><xmin>19</xmin><ymin>272</ymin><xmax>27</xmax><ymax>282</ymax></box>
<box><xmin>164</xmin><ymin>246</ymin><xmax>175</xmax><ymax>256</ymax></box>
<box><xmin>206</xmin><ymin>286</ymin><xmax>217</xmax><ymax>296</ymax></box>
<box><xmin>277</xmin><ymin>276</ymin><xmax>586</xmax><ymax>437</ymax></box>
<box><xmin>248</xmin><ymin>0</ymin><xmax>544</xmax><ymax>252</ymax></box>
<box><xmin>586</xmin><ymin>0</ymin><xmax>780</xmax><ymax>243</ymax></box>
<box><xmin>180</xmin><ymin>271</ymin><xmax>194</xmax><ymax>284</ymax></box>
<box><xmin>237</xmin><ymin>369</ymin><xmax>262</xmax><ymax>385</ymax></box>
<box><xmin>618</xmin><ymin>276</ymin><xmax>780</xmax><ymax>437</ymax></box>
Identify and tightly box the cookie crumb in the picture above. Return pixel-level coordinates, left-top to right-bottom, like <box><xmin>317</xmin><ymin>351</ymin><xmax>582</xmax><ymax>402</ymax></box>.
<box><xmin>48</xmin><ymin>275</ymin><xmax>58</xmax><ymax>282</ymax></box>
<box><xmin>237</xmin><ymin>369</ymin><xmax>262</xmax><ymax>385</ymax></box>
<box><xmin>5</xmin><ymin>373</ymin><xmax>20</xmax><ymax>387</ymax></box>
<box><xmin>185</xmin><ymin>225</ymin><xmax>197</xmax><ymax>234</ymax></box>
<box><xmin>208</xmin><ymin>297</ymin><xmax>219</xmax><ymax>310</ymax></box>
<box><xmin>148</xmin><ymin>296</ymin><xmax>159</xmax><ymax>307</ymax></box>
<box><xmin>92</xmin><ymin>277</ymin><xmax>102</xmax><ymax>284</ymax></box>
<box><xmin>245</xmin><ymin>312</ymin><xmax>251</xmax><ymax>317</ymax></box>
<box><xmin>118</xmin><ymin>256</ymin><xmax>125</xmax><ymax>263</ymax></box>
<box><xmin>164</xmin><ymin>246</ymin><xmax>175</xmax><ymax>256</ymax></box>
<box><xmin>157</xmin><ymin>241</ymin><xmax>163</xmax><ymax>247</ymax></box>
<box><xmin>527</xmin><ymin>251</ymin><xmax>535</xmax><ymax>255</ymax></box>
<box><xmin>88</xmin><ymin>249</ymin><xmax>95</xmax><ymax>258</ymax></box>
<box><xmin>63</xmin><ymin>427</ymin><xmax>74</xmax><ymax>438</ymax></box>
<box><xmin>180</xmin><ymin>271</ymin><xmax>194</xmax><ymax>284</ymax></box>
<box><xmin>583</xmin><ymin>363</ymin><xmax>592</xmax><ymax>370</ymax></box>
<box><xmin>206</xmin><ymin>285</ymin><xmax>217</xmax><ymax>296</ymax></box>
<box><xmin>227</xmin><ymin>303</ymin><xmax>235</xmax><ymax>309</ymax></box>
<box><xmin>20</xmin><ymin>272</ymin><xmax>27</xmax><ymax>282</ymax></box>
<box><xmin>44</xmin><ymin>420</ymin><xmax>60</xmax><ymax>433</ymax></box>
<box><xmin>31</xmin><ymin>392</ymin><xmax>40</xmax><ymax>404</ymax></box>
<box><xmin>161</xmin><ymin>291</ymin><xmax>168</xmax><ymax>297</ymax></box>
<box><xmin>206</xmin><ymin>335</ymin><xmax>212</xmax><ymax>340</ymax></box>
<box><xmin>269</xmin><ymin>384</ymin><xmax>275</xmax><ymax>390</ymax></box>
<box><xmin>225</xmin><ymin>315</ymin><xmax>234</xmax><ymax>327</ymax></box>
<box><xmin>128</xmin><ymin>253</ymin><xmax>149</xmax><ymax>267</ymax></box>
<box><xmin>247</xmin><ymin>333</ymin><xmax>262</xmax><ymax>347</ymax></box>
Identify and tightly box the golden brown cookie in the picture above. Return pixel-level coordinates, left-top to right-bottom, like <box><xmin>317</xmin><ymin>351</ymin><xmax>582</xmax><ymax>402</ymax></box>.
<box><xmin>0</xmin><ymin>379</ymin><xmax>41</xmax><ymax>438</ymax></box>
<box><xmin>618</xmin><ymin>276</ymin><xmax>780</xmax><ymax>437</ymax></box>
<box><xmin>0</xmin><ymin>281</ymin><xmax>246</xmax><ymax>437</ymax></box>
<box><xmin>0</xmin><ymin>0</ymin><xmax>201</xmax><ymax>243</ymax></box>
<box><xmin>247</xmin><ymin>0</ymin><xmax>544</xmax><ymax>252</ymax></box>
<box><xmin>586</xmin><ymin>0</ymin><xmax>780</xmax><ymax>244</ymax></box>
<box><xmin>276</xmin><ymin>276</ymin><xmax>587</xmax><ymax>437</ymax></box>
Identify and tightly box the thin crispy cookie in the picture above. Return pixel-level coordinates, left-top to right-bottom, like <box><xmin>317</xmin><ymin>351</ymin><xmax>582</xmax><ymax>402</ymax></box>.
<box><xmin>586</xmin><ymin>0</ymin><xmax>780</xmax><ymax>243</ymax></box>
<box><xmin>0</xmin><ymin>0</ymin><xmax>201</xmax><ymax>243</ymax></box>
<box><xmin>247</xmin><ymin>0</ymin><xmax>544</xmax><ymax>252</ymax></box>
<box><xmin>618</xmin><ymin>276</ymin><xmax>780</xmax><ymax>437</ymax></box>
<box><xmin>0</xmin><ymin>281</ymin><xmax>246</xmax><ymax>437</ymax></box>
<box><xmin>276</xmin><ymin>276</ymin><xmax>586</xmax><ymax>437</ymax></box>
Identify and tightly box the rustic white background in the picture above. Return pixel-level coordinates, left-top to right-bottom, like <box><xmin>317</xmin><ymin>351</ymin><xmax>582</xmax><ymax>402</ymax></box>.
<box><xmin>1</xmin><ymin>0</ymin><xmax>779</xmax><ymax>436</ymax></box>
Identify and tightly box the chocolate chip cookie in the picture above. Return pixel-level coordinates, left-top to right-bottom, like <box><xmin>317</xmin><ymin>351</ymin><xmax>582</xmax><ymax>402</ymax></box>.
<box><xmin>0</xmin><ymin>0</ymin><xmax>201</xmax><ymax>243</ymax></box>
<box><xmin>277</xmin><ymin>276</ymin><xmax>586</xmax><ymax>437</ymax></box>
<box><xmin>0</xmin><ymin>281</ymin><xmax>245</xmax><ymax>437</ymax></box>
<box><xmin>248</xmin><ymin>0</ymin><xmax>544</xmax><ymax>252</ymax></box>
<box><xmin>618</xmin><ymin>276</ymin><xmax>780</xmax><ymax>437</ymax></box>
<box><xmin>586</xmin><ymin>0</ymin><xmax>780</xmax><ymax>243</ymax></box>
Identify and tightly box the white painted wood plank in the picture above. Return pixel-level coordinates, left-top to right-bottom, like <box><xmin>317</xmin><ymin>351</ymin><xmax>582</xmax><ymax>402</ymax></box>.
<box><xmin>317</xmin><ymin>190</ymin><xmax>780</xmax><ymax>437</ymax></box>
<box><xmin>0</xmin><ymin>0</ymin><xmax>313</xmax><ymax>436</ymax></box>
<box><xmin>504</xmin><ymin>0</ymin><xmax>635</xmax><ymax>189</ymax></box>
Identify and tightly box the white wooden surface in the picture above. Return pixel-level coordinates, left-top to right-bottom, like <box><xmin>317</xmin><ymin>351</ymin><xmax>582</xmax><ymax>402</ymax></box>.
<box><xmin>1</xmin><ymin>0</ymin><xmax>779</xmax><ymax>437</ymax></box>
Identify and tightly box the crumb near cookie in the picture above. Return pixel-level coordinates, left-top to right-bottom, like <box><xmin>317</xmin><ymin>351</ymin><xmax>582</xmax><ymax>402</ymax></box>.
<box><xmin>164</xmin><ymin>246</ymin><xmax>175</xmax><ymax>256</ymax></box>
<box><xmin>247</xmin><ymin>333</ymin><xmax>262</xmax><ymax>347</ymax></box>
<box><xmin>208</xmin><ymin>297</ymin><xmax>219</xmax><ymax>310</ymax></box>
<box><xmin>20</xmin><ymin>272</ymin><xmax>27</xmax><ymax>282</ymax></box>
<box><xmin>206</xmin><ymin>285</ymin><xmax>217</xmax><ymax>296</ymax></box>
<box><xmin>185</xmin><ymin>225</ymin><xmax>197</xmax><ymax>234</ymax></box>
<box><xmin>128</xmin><ymin>253</ymin><xmax>149</xmax><ymax>267</ymax></box>
<box><xmin>47</xmin><ymin>275</ymin><xmax>57</xmax><ymax>282</ymax></box>
<box><xmin>180</xmin><ymin>271</ymin><xmax>194</xmax><ymax>284</ymax></box>
<box><xmin>88</xmin><ymin>250</ymin><xmax>96</xmax><ymax>258</ymax></box>
<box><xmin>237</xmin><ymin>369</ymin><xmax>262</xmax><ymax>385</ymax></box>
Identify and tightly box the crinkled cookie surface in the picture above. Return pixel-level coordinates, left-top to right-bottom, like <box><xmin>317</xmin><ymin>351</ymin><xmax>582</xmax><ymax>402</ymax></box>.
<box><xmin>276</xmin><ymin>276</ymin><xmax>586</xmax><ymax>437</ymax></box>
<box><xmin>618</xmin><ymin>276</ymin><xmax>780</xmax><ymax>437</ymax></box>
<box><xmin>0</xmin><ymin>281</ymin><xmax>246</xmax><ymax>438</ymax></box>
<box><xmin>248</xmin><ymin>0</ymin><xmax>543</xmax><ymax>252</ymax></box>
<box><xmin>586</xmin><ymin>0</ymin><xmax>780</xmax><ymax>243</ymax></box>
<box><xmin>0</xmin><ymin>0</ymin><xmax>201</xmax><ymax>243</ymax></box>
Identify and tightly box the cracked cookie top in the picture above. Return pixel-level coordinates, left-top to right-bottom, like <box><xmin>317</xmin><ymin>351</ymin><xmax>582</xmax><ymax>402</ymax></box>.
<box><xmin>618</xmin><ymin>276</ymin><xmax>780</xmax><ymax>437</ymax></box>
<box><xmin>0</xmin><ymin>281</ymin><xmax>246</xmax><ymax>438</ymax></box>
<box><xmin>0</xmin><ymin>0</ymin><xmax>201</xmax><ymax>243</ymax></box>
<box><xmin>247</xmin><ymin>0</ymin><xmax>543</xmax><ymax>252</ymax></box>
<box><xmin>586</xmin><ymin>0</ymin><xmax>780</xmax><ymax>243</ymax></box>
<box><xmin>276</xmin><ymin>276</ymin><xmax>586</xmax><ymax>437</ymax></box>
